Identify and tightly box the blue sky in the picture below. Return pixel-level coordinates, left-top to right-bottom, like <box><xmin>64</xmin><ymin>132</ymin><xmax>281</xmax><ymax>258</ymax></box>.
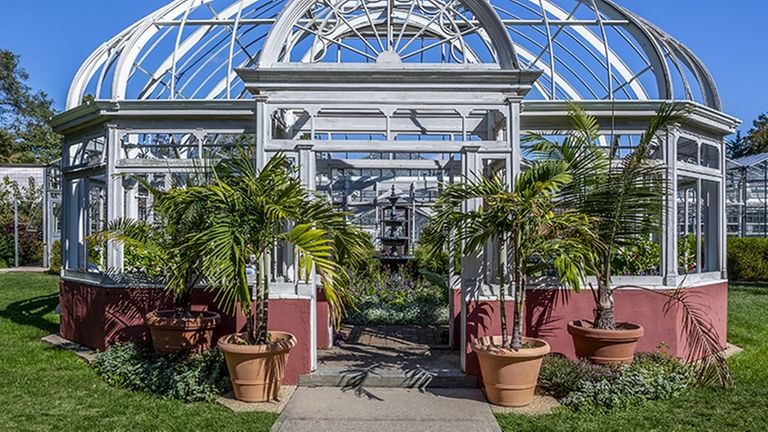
<box><xmin>0</xmin><ymin>0</ymin><xmax>765</xmax><ymax>132</ymax></box>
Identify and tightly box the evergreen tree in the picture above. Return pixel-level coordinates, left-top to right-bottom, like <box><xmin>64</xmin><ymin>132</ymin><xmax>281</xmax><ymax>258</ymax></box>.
<box><xmin>728</xmin><ymin>113</ymin><xmax>768</xmax><ymax>159</ymax></box>
<box><xmin>0</xmin><ymin>50</ymin><xmax>61</xmax><ymax>163</ymax></box>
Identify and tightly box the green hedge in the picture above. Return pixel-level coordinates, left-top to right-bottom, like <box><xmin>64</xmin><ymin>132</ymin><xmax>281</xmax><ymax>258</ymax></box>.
<box><xmin>728</xmin><ymin>237</ymin><xmax>768</xmax><ymax>282</ymax></box>
<box><xmin>49</xmin><ymin>239</ymin><xmax>61</xmax><ymax>274</ymax></box>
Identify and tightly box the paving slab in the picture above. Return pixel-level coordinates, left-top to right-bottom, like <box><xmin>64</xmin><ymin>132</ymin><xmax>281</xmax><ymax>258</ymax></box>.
<box><xmin>0</xmin><ymin>267</ymin><xmax>49</xmax><ymax>273</ymax></box>
<box><xmin>41</xmin><ymin>334</ymin><xmax>97</xmax><ymax>364</ymax></box>
<box><xmin>217</xmin><ymin>386</ymin><xmax>296</xmax><ymax>413</ymax></box>
<box><xmin>272</xmin><ymin>387</ymin><xmax>501</xmax><ymax>432</ymax></box>
<box><xmin>489</xmin><ymin>393</ymin><xmax>562</xmax><ymax>416</ymax></box>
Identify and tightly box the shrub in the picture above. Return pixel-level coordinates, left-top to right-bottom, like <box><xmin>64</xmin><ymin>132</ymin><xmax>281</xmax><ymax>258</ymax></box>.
<box><xmin>538</xmin><ymin>355</ymin><xmax>619</xmax><ymax>399</ymax></box>
<box><xmin>612</xmin><ymin>238</ymin><xmax>661</xmax><ymax>276</ymax></box>
<box><xmin>345</xmin><ymin>270</ymin><xmax>449</xmax><ymax>326</ymax></box>
<box><xmin>0</xmin><ymin>234</ymin><xmax>11</xmax><ymax>267</ymax></box>
<box><xmin>538</xmin><ymin>352</ymin><xmax>693</xmax><ymax>411</ymax></box>
<box><xmin>48</xmin><ymin>239</ymin><xmax>61</xmax><ymax>274</ymax></box>
<box><xmin>728</xmin><ymin>237</ymin><xmax>768</xmax><ymax>282</ymax></box>
<box><xmin>92</xmin><ymin>342</ymin><xmax>230</xmax><ymax>402</ymax></box>
<box><xmin>1</xmin><ymin>222</ymin><xmax>43</xmax><ymax>266</ymax></box>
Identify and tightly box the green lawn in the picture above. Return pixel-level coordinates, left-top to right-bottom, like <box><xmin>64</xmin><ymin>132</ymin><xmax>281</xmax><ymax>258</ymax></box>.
<box><xmin>497</xmin><ymin>283</ymin><xmax>768</xmax><ymax>432</ymax></box>
<box><xmin>0</xmin><ymin>273</ymin><xmax>277</xmax><ymax>432</ymax></box>
<box><xmin>1</xmin><ymin>274</ymin><xmax>767</xmax><ymax>431</ymax></box>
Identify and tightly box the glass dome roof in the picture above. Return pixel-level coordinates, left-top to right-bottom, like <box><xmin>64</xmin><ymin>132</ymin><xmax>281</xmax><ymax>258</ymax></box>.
<box><xmin>67</xmin><ymin>0</ymin><xmax>720</xmax><ymax>110</ymax></box>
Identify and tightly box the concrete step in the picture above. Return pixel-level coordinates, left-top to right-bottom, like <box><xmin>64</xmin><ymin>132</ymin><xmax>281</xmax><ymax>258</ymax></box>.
<box><xmin>300</xmin><ymin>366</ymin><xmax>477</xmax><ymax>389</ymax></box>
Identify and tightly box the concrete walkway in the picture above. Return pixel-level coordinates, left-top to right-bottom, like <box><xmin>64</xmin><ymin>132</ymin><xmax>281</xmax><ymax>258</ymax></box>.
<box><xmin>271</xmin><ymin>387</ymin><xmax>501</xmax><ymax>432</ymax></box>
<box><xmin>0</xmin><ymin>266</ymin><xmax>48</xmax><ymax>273</ymax></box>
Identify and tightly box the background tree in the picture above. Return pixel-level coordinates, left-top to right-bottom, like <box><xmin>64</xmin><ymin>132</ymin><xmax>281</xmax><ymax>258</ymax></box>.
<box><xmin>0</xmin><ymin>50</ymin><xmax>61</xmax><ymax>163</ymax></box>
<box><xmin>727</xmin><ymin>113</ymin><xmax>768</xmax><ymax>158</ymax></box>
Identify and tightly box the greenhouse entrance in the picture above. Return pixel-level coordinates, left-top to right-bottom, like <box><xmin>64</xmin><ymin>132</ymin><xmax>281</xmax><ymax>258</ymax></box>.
<box><xmin>238</xmin><ymin>55</ymin><xmax>541</xmax><ymax>378</ymax></box>
<box><xmin>305</xmin><ymin>182</ymin><xmax>463</xmax><ymax>388</ymax></box>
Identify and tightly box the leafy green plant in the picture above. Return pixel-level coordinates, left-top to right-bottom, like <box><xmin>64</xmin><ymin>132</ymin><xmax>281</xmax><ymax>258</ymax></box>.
<box><xmin>539</xmin><ymin>353</ymin><xmax>693</xmax><ymax>411</ymax></box>
<box><xmin>611</xmin><ymin>238</ymin><xmax>661</xmax><ymax>276</ymax></box>
<box><xmin>94</xmin><ymin>174</ymin><xmax>211</xmax><ymax>315</ymax></box>
<box><xmin>346</xmin><ymin>270</ymin><xmax>448</xmax><ymax>325</ymax></box>
<box><xmin>413</xmin><ymin>242</ymin><xmax>449</xmax><ymax>275</ymax></box>
<box><xmin>528</xmin><ymin>104</ymin><xmax>676</xmax><ymax>330</ymax></box>
<box><xmin>169</xmin><ymin>150</ymin><xmax>369</xmax><ymax>344</ymax></box>
<box><xmin>92</xmin><ymin>342</ymin><xmax>229</xmax><ymax>402</ymax></box>
<box><xmin>48</xmin><ymin>239</ymin><xmax>61</xmax><ymax>274</ymax></box>
<box><xmin>678</xmin><ymin>233</ymin><xmax>697</xmax><ymax>273</ymax></box>
<box><xmin>728</xmin><ymin>237</ymin><xmax>768</xmax><ymax>281</ymax></box>
<box><xmin>423</xmin><ymin>160</ymin><xmax>594</xmax><ymax>350</ymax></box>
<box><xmin>0</xmin><ymin>233</ymin><xmax>12</xmax><ymax>266</ymax></box>
<box><xmin>529</xmin><ymin>105</ymin><xmax>731</xmax><ymax>387</ymax></box>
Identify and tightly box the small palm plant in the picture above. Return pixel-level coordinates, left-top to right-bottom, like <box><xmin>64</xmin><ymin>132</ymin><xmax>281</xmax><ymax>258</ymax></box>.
<box><xmin>168</xmin><ymin>150</ymin><xmax>368</xmax><ymax>345</ymax></box>
<box><xmin>95</xmin><ymin>173</ymin><xmax>221</xmax><ymax>354</ymax></box>
<box><xmin>423</xmin><ymin>160</ymin><xmax>594</xmax><ymax>350</ymax></box>
<box><xmin>528</xmin><ymin>105</ymin><xmax>731</xmax><ymax>386</ymax></box>
<box><xmin>422</xmin><ymin>160</ymin><xmax>594</xmax><ymax>406</ymax></box>
<box><xmin>528</xmin><ymin>104</ymin><xmax>675</xmax><ymax>330</ymax></box>
<box><xmin>96</xmin><ymin>176</ymin><xmax>210</xmax><ymax>316</ymax></box>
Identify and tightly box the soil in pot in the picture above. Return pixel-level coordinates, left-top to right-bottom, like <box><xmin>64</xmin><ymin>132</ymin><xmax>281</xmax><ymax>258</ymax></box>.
<box><xmin>473</xmin><ymin>336</ymin><xmax>550</xmax><ymax>407</ymax></box>
<box><xmin>218</xmin><ymin>332</ymin><xmax>297</xmax><ymax>403</ymax></box>
<box><xmin>567</xmin><ymin>320</ymin><xmax>644</xmax><ymax>365</ymax></box>
<box><xmin>145</xmin><ymin>310</ymin><xmax>221</xmax><ymax>354</ymax></box>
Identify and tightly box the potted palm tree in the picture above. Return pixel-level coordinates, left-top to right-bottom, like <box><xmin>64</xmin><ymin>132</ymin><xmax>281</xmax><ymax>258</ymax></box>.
<box><xmin>97</xmin><ymin>177</ymin><xmax>220</xmax><ymax>354</ymax></box>
<box><xmin>171</xmin><ymin>150</ymin><xmax>366</xmax><ymax>402</ymax></box>
<box><xmin>529</xmin><ymin>104</ymin><xmax>676</xmax><ymax>364</ymax></box>
<box><xmin>423</xmin><ymin>161</ymin><xmax>593</xmax><ymax>407</ymax></box>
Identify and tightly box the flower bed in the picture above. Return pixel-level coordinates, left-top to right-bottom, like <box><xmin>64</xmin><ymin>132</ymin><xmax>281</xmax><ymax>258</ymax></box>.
<box><xmin>92</xmin><ymin>342</ymin><xmax>230</xmax><ymax>402</ymax></box>
<box><xmin>538</xmin><ymin>352</ymin><xmax>694</xmax><ymax>411</ymax></box>
<box><xmin>345</xmin><ymin>270</ymin><xmax>449</xmax><ymax>326</ymax></box>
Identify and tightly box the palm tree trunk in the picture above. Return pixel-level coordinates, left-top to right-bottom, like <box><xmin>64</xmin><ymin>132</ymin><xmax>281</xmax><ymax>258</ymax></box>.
<box><xmin>254</xmin><ymin>255</ymin><xmax>269</xmax><ymax>344</ymax></box>
<box><xmin>498</xmin><ymin>238</ymin><xmax>509</xmax><ymax>349</ymax></box>
<box><xmin>511</xmin><ymin>231</ymin><xmax>524</xmax><ymax>351</ymax></box>
<box><xmin>175</xmin><ymin>266</ymin><xmax>195</xmax><ymax>316</ymax></box>
<box><xmin>593</xmin><ymin>266</ymin><xmax>616</xmax><ymax>330</ymax></box>
<box><xmin>511</xmin><ymin>269</ymin><xmax>525</xmax><ymax>351</ymax></box>
<box><xmin>261</xmin><ymin>254</ymin><xmax>270</xmax><ymax>344</ymax></box>
<box><xmin>248</xmin><ymin>270</ymin><xmax>260</xmax><ymax>344</ymax></box>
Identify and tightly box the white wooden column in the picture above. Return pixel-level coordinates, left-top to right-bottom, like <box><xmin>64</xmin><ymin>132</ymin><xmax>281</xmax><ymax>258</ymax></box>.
<box><xmin>663</xmin><ymin>126</ymin><xmax>680</xmax><ymax>286</ymax></box>
<box><xmin>62</xmin><ymin>176</ymin><xmax>78</xmax><ymax>271</ymax></box>
<box><xmin>106</xmin><ymin>126</ymin><xmax>124</xmax><ymax>272</ymax></box>
<box><xmin>719</xmin><ymin>142</ymin><xmax>728</xmax><ymax>278</ymax></box>
<box><xmin>459</xmin><ymin>145</ymin><xmax>482</xmax><ymax>372</ymax></box>
<box><xmin>505</xmin><ymin>99</ymin><xmax>522</xmax><ymax>190</ymax></box>
<box><xmin>296</xmin><ymin>143</ymin><xmax>319</xmax><ymax>369</ymax></box>
<box><xmin>254</xmin><ymin>95</ymin><xmax>269</xmax><ymax>170</ymax></box>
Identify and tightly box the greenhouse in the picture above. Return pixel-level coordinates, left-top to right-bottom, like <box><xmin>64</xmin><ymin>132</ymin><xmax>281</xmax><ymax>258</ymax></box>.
<box><xmin>51</xmin><ymin>0</ymin><xmax>739</xmax><ymax>381</ymax></box>
<box><xmin>726</xmin><ymin>153</ymin><xmax>768</xmax><ymax>237</ymax></box>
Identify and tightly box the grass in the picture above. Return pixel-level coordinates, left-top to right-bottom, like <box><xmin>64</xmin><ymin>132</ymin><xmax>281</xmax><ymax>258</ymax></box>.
<box><xmin>1</xmin><ymin>274</ymin><xmax>766</xmax><ymax>431</ymax></box>
<box><xmin>497</xmin><ymin>283</ymin><xmax>768</xmax><ymax>432</ymax></box>
<box><xmin>0</xmin><ymin>273</ymin><xmax>277</xmax><ymax>432</ymax></box>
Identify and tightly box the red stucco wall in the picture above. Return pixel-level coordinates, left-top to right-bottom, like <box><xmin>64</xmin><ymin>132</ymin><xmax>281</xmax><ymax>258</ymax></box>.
<box><xmin>458</xmin><ymin>282</ymin><xmax>729</xmax><ymax>376</ymax></box>
<box><xmin>60</xmin><ymin>280</ymin><xmax>728</xmax><ymax>385</ymax></box>
<box><xmin>59</xmin><ymin>281</ymin><xmax>327</xmax><ymax>385</ymax></box>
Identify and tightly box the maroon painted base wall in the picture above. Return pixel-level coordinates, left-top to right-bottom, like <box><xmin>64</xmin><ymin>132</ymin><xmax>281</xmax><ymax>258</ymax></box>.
<box><xmin>59</xmin><ymin>280</ymin><xmax>330</xmax><ymax>385</ymax></box>
<box><xmin>454</xmin><ymin>282</ymin><xmax>729</xmax><ymax>377</ymax></box>
<box><xmin>61</xmin><ymin>279</ymin><xmax>728</xmax><ymax>385</ymax></box>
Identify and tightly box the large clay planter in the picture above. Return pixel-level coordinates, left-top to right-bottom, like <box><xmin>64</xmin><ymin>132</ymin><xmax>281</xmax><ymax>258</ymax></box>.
<box><xmin>568</xmin><ymin>320</ymin><xmax>644</xmax><ymax>364</ymax></box>
<box><xmin>218</xmin><ymin>332</ymin><xmax>297</xmax><ymax>403</ymax></box>
<box><xmin>145</xmin><ymin>310</ymin><xmax>221</xmax><ymax>354</ymax></box>
<box><xmin>473</xmin><ymin>336</ymin><xmax>550</xmax><ymax>407</ymax></box>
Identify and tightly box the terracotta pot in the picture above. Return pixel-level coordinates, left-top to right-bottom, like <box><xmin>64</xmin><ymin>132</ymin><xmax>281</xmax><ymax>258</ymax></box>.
<box><xmin>145</xmin><ymin>310</ymin><xmax>221</xmax><ymax>354</ymax></box>
<box><xmin>473</xmin><ymin>336</ymin><xmax>550</xmax><ymax>407</ymax></box>
<box><xmin>567</xmin><ymin>320</ymin><xmax>644</xmax><ymax>364</ymax></box>
<box><xmin>219</xmin><ymin>332</ymin><xmax>297</xmax><ymax>403</ymax></box>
